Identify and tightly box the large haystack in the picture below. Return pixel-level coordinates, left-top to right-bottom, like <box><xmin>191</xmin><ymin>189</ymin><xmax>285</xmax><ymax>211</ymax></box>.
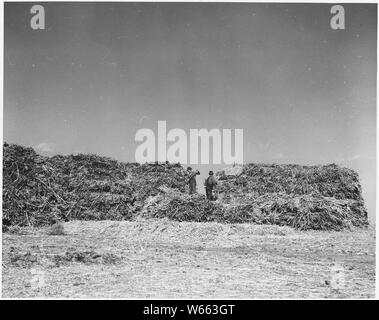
<box><xmin>2</xmin><ymin>143</ymin><xmax>368</xmax><ymax>231</ymax></box>
<box><xmin>2</xmin><ymin>143</ymin><xmax>187</xmax><ymax>227</ymax></box>
<box><xmin>214</xmin><ymin>164</ymin><xmax>368</xmax><ymax>230</ymax></box>
<box><xmin>216</xmin><ymin>164</ymin><xmax>364</xmax><ymax>202</ymax></box>
<box><xmin>141</xmin><ymin>187</ymin><xmax>367</xmax><ymax>231</ymax></box>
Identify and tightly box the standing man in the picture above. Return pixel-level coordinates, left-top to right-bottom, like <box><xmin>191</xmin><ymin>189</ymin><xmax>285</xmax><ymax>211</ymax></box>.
<box><xmin>187</xmin><ymin>167</ymin><xmax>200</xmax><ymax>195</ymax></box>
<box><xmin>205</xmin><ymin>171</ymin><xmax>218</xmax><ymax>200</ymax></box>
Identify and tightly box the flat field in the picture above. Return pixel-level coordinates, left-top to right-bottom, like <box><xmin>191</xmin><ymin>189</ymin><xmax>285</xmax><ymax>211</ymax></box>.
<box><xmin>2</xmin><ymin>219</ymin><xmax>375</xmax><ymax>298</ymax></box>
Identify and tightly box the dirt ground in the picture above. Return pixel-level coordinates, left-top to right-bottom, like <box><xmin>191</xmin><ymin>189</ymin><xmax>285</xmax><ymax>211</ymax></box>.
<box><xmin>2</xmin><ymin>219</ymin><xmax>376</xmax><ymax>298</ymax></box>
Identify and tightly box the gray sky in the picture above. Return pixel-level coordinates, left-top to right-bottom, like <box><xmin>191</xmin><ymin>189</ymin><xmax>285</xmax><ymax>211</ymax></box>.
<box><xmin>4</xmin><ymin>3</ymin><xmax>376</xmax><ymax>221</ymax></box>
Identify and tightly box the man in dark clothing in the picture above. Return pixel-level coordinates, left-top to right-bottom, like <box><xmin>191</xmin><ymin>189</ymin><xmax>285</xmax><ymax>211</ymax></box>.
<box><xmin>205</xmin><ymin>171</ymin><xmax>217</xmax><ymax>200</ymax></box>
<box><xmin>187</xmin><ymin>167</ymin><xmax>200</xmax><ymax>195</ymax></box>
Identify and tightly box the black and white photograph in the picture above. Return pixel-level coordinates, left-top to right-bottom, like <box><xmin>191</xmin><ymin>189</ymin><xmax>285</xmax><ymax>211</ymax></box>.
<box><xmin>1</xmin><ymin>1</ymin><xmax>377</xmax><ymax>301</ymax></box>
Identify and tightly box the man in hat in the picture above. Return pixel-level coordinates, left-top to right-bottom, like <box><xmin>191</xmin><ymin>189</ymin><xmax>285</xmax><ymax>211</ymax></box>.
<box><xmin>187</xmin><ymin>167</ymin><xmax>200</xmax><ymax>195</ymax></box>
<box><xmin>205</xmin><ymin>171</ymin><xmax>218</xmax><ymax>200</ymax></box>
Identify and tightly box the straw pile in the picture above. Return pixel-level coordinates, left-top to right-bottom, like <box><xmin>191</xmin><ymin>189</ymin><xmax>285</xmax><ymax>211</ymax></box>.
<box><xmin>141</xmin><ymin>187</ymin><xmax>225</xmax><ymax>222</ymax></box>
<box><xmin>141</xmin><ymin>187</ymin><xmax>367</xmax><ymax>230</ymax></box>
<box><xmin>3</xmin><ymin>143</ymin><xmax>187</xmax><ymax>227</ymax></box>
<box><xmin>3</xmin><ymin>143</ymin><xmax>368</xmax><ymax>231</ymax></box>
<box><xmin>214</xmin><ymin>164</ymin><xmax>368</xmax><ymax>230</ymax></box>
<box><xmin>216</xmin><ymin>164</ymin><xmax>364</xmax><ymax>203</ymax></box>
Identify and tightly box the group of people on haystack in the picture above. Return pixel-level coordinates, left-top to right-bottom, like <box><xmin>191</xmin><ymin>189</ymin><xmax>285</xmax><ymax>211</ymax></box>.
<box><xmin>186</xmin><ymin>167</ymin><xmax>218</xmax><ymax>201</ymax></box>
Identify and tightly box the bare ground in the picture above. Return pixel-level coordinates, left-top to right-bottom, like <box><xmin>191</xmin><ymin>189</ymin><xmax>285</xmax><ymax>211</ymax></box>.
<box><xmin>2</xmin><ymin>219</ymin><xmax>375</xmax><ymax>298</ymax></box>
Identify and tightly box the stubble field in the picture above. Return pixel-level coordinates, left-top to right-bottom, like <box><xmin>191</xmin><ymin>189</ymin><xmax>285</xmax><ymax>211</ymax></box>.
<box><xmin>2</xmin><ymin>219</ymin><xmax>375</xmax><ymax>298</ymax></box>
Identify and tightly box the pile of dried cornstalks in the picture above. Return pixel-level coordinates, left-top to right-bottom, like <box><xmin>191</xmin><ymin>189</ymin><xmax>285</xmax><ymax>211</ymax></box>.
<box><xmin>3</xmin><ymin>143</ymin><xmax>187</xmax><ymax>227</ymax></box>
<box><xmin>141</xmin><ymin>187</ymin><xmax>367</xmax><ymax>231</ymax></box>
<box><xmin>3</xmin><ymin>143</ymin><xmax>368</xmax><ymax>231</ymax></box>
<box><xmin>216</xmin><ymin>163</ymin><xmax>364</xmax><ymax>202</ymax></box>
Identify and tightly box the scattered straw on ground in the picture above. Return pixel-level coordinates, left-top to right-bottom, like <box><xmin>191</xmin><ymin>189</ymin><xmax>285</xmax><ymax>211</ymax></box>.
<box><xmin>2</xmin><ymin>219</ymin><xmax>375</xmax><ymax>298</ymax></box>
